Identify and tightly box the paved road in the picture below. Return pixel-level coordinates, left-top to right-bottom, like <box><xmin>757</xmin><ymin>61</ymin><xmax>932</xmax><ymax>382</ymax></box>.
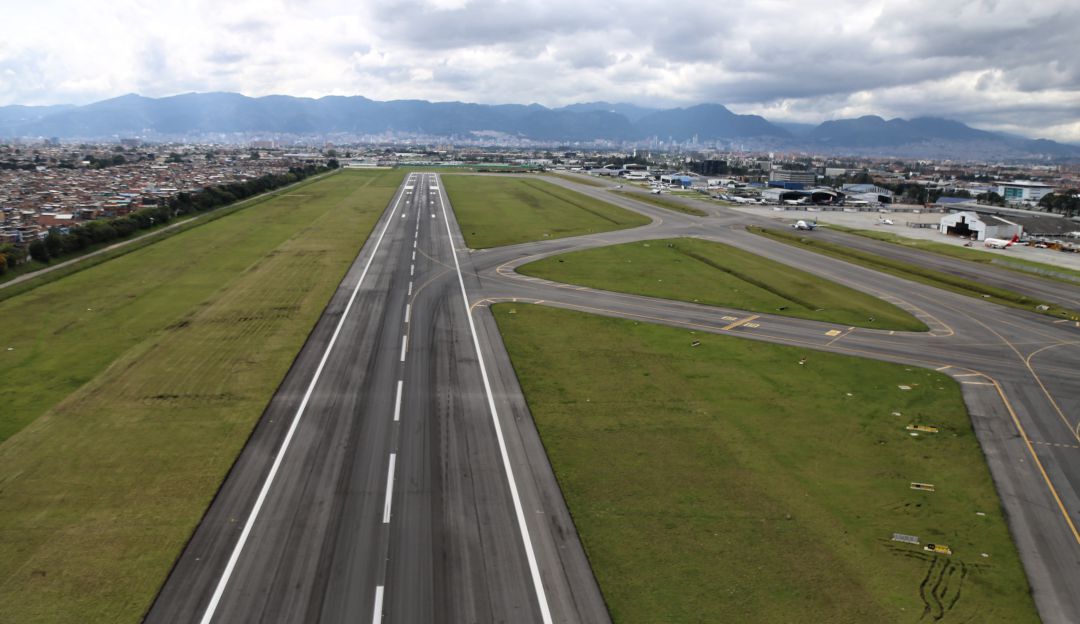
<box><xmin>147</xmin><ymin>173</ymin><xmax>608</xmax><ymax>623</ymax></box>
<box><xmin>149</xmin><ymin>171</ymin><xmax>1079</xmax><ymax>624</ymax></box>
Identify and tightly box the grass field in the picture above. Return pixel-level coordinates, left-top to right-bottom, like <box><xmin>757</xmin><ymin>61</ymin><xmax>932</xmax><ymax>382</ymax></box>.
<box><xmin>547</xmin><ymin>172</ymin><xmax>609</xmax><ymax>187</ymax></box>
<box><xmin>494</xmin><ymin>304</ymin><xmax>1036</xmax><ymax>623</ymax></box>
<box><xmin>825</xmin><ymin>224</ymin><xmax>1080</xmax><ymax>285</ymax></box>
<box><xmin>751</xmin><ymin>226</ymin><xmax>1078</xmax><ymax>320</ymax></box>
<box><xmin>518</xmin><ymin>237</ymin><xmax>926</xmax><ymax>330</ymax></box>
<box><xmin>0</xmin><ymin>169</ymin><xmax>404</xmax><ymax>622</ymax></box>
<box><xmin>443</xmin><ymin>175</ymin><xmax>650</xmax><ymax>248</ymax></box>
<box><xmin>0</xmin><ymin>172</ymin><xmax>336</xmax><ymax>303</ymax></box>
<box><xmin>611</xmin><ymin>189</ymin><xmax>709</xmax><ymax>216</ymax></box>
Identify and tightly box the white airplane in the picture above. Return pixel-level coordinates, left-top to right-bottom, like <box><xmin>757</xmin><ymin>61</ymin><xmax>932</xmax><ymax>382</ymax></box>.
<box><xmin>878</xmin><ymin>218</ymin><xmax>894</xmax><ymax>225</ymax></box>
<box><xmin>792</xmin><ymin>220</ymin><xmax>817</xmax><ymax>231</ymax></box>
<box><xmin>651</xmin><ymin>188</ymin><xmax>662</xmax><ymax>194</ymax></box>
<box><xmin>984</xmin><ymin>234</ymin><xmax>1019</xmax><ymax>249</ymax></box>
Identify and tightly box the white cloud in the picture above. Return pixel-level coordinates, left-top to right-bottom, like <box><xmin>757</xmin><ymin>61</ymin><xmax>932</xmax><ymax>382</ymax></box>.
<box><xmin>0</xmin><ymin>0</ymin><xmax>1077</xmax><ymax>141</ymax></box>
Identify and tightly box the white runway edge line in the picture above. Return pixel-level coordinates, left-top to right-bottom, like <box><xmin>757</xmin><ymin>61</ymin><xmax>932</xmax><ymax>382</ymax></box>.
<box><xmin>372</xmin><ymin>585</ymin><xmax>384</xmax><ymax>624</ymax></box>
<box><xmin>393</xmin><ymin>380</ymin><xmax>403</xmax><ymax>422</ymax></box>
<box><xmin>433</xmin><ymin>174</ymin><xmax>555</xmax><ymax>624</ymax></box>
<box><xmin>197</xmin><ymin>180</ymin><xmax>408</xmax><ymax>624</ymax></box>
<box><xmin>382</xmin><ymin>453</ymin><xmax>397</xmax><ymax>523</ymax></box>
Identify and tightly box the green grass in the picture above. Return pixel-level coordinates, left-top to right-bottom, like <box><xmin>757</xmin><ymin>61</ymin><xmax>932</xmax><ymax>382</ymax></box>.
<box><xmin>825</xmin><ymin>224</ymin><xmax>1080</xmax><ymax>285</ymax></box>
<box><xmin>752</xmin><ymin>226</ymin><xmax>1079</xmax><ymax>319</ymax></box>
<box><xmin>443</xmin><ymin>175</ymin><xmax>650</xmax><ymax>248</ymax></box>
<box><xmin>494</xmin><ymin>303</ymin><xmax>1036</xmax><ymax>624</ymax></box>
<box><xmin>0</xmin><ymin>169</ymin><xmax>404</xmax><ymax>622</ymax></box>
<box><xmin>611</xmin><ymin>189</ymin><xmax>709</xmax><ymax>216</ymax></box>
<box><xmin>0</xmin><ymin>172</ymin><xmax>336</xmax><ymax>303</ymax></box>
<box><xmin>547</xmin><ymin>172</ymin><xmax>609</xmax><ymax>187</ymax></box>
<box><xmin>518</xmin><ymin>237</ymin><xmax>926</xmax><ymax>331</ymax></box>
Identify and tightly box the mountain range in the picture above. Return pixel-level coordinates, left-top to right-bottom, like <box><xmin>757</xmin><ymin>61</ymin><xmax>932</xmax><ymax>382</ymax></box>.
<box><xmin>1</xmin><ymin>92</ymin><xmax>1076</xmax><ymax>160</ymax></box>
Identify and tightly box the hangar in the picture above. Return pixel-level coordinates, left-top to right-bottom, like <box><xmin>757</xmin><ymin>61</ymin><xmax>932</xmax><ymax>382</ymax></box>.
<box><xmin>939</xmin><ymin>211</ymin><xmax>1020</xmax><ymax>241</ymax></box>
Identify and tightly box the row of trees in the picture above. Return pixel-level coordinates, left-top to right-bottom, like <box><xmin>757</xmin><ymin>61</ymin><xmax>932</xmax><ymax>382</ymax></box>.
<box><xmin>1038</xmin><ymin>191</ymin><xmax>1080</xmax><ymax>218</ymax></box>
<box><xmin>15</xmin><ymin>163</ymin><xmax>334</xmax><ymax>271</ymax></box>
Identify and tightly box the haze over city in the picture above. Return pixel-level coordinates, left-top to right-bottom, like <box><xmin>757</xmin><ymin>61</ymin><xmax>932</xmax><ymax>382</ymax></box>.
<box><xmin>2</xmin><ymin>0</ymin><xmax>1079</xmax><ymax>142</ymax></box>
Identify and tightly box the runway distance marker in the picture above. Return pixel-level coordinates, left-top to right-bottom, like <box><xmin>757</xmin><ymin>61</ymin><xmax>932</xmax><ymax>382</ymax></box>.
<box><xmin>197</xmin><ymin>178</ymin><xmax>409</xmax><ymax>624</ymax></box>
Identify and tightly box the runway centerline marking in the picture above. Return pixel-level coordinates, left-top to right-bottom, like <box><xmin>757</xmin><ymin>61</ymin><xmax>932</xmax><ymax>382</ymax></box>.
<box><xmin>372</xmin><ymin>585</ymin><xmax>384</xmax><ymax>624</ymax></box>
<box><xmin>404</xmin><ymin>304</ymin><xmax>411</xmax><ymax>324</ymax></box>
<box><xmin>410</xmin><ymin>264</ymin><xmax>415</xmax><ymax>276</ymax></box>
<box><xmin>393</xmin><ymin>380</ymin><xmax>403</xmax><ymax>422</ymax></box>
<box><xmin>197</xmin><ymin>177</ymin><xmax>408</xmax><ymax>624</ymax></box>
<box><xmin>434</xmin><ymin>174</ymin><xmax>554</xmax><ymax>624</ymax></box>
<box><xmin>383</xmin><ymin>454</ymin><xmax>396</xmax><ymax>523</ymax></box>
<box><xmin>407</xmin><ymin>281</ymin><xmax>413</xmax><ymax>297</ymax></box>
<box><xmin>400</xmin><ymin>334</ymin><xmax>408</xmax><ymax>362</ymax></box>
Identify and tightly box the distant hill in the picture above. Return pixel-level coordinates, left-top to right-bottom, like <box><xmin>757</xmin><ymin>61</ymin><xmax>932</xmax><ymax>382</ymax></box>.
<box><xmin>1</xmin><ymin>92</ymin><xmax>1077</xmax><ymax>159</ymax></box>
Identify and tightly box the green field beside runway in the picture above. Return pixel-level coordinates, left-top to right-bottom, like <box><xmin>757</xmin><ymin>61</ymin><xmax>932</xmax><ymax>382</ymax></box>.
<box><xmin>752</xmin><ymin>226</ymin><xmax>1077</xmax><ymax>319</ymax></box>
<box><xmin>494</xmin><ymin>303</ymin><xmax>1036</xmax><ymax>624</ymax></box>
<box><xmin>518</xmin><ymin>237</ymin><xmax>926</xmax><ymax>331</ymax></box>
<box><xmin>0</xmin><ymin>169</ymin><xmax>404</xmax><ymax>622</ymax></box>
<box><xmin>442</xmin><ymin>175</ymin><xmax>650</xmax><ymax>248</ymax></box>
<box><xmin>610</xmin><ymin>189</ymin><xmax>709</xmax><ymax>216</ymax></box>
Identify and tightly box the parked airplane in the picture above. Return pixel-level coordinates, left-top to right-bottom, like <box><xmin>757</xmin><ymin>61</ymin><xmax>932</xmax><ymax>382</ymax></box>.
<box><xmin>984</xmin><ymin>234</ymin><xmax>1019</xmax><ymax>249</ymax></box>
<box><xmin>792</xmin><ymin>220</ymin><xmax>817</xmax><ymax>231</ymax></box>
<box><xmin>651</xmin><ymin>188</ymin><xmax>662</xmax><ymax>194</ymax></box>
<box><xmin>878</xmin><ymin>217</ymin><xmax>894</xmax><ymax>225</ymax></box>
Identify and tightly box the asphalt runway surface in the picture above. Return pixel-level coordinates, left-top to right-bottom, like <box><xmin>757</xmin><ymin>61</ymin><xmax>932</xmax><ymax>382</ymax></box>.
<box><xmin>149</xmin><ymin>172</ymin><xmax>1080</xmax><ymax>623</ymax></box>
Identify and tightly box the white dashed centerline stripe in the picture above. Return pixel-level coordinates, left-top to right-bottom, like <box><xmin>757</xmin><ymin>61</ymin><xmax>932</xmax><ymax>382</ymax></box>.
<box><xmin>410</xmin><ymin>264</ymin><xmax>415</xmax><ymax>276</ymax></box>
<box><xmin>393</xmin><ymin>380</ymin><xmax>403</xmax><ymax>422</ymax></box>
<box><xmin>434</xmin><ymin>174</ymin><xmax>554</xmax><ymax>624</ymax></box>
<box><xmin>400</xmin><ymin>334</ymin><xmax>408</xmax><ymax>362</ymax></box>
<box><xmin>372</xmin><ymin>585</ymin><xmax>384</xmax><ymax>624</ymax></box>
<box><xmin>382</xmin><ymin>454</ymin><xmax>396</xmax><ymax>524</ymax></box>
<box><xmin>404</xmin><ymin>304</ymin><xmax>411</xmax><ymax>324</ymax></box>
<box><xmin>198</xmin><ymin>179</ymin><xmax>407</xmax><ymax>624</ymax></box>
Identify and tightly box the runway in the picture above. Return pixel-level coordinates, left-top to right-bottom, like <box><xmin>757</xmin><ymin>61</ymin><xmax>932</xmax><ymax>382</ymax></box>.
<box><xmin>147</xmin><ymin>173</ymin><xmax>608</xmax><ymax>623</ymax></box>
<box><xmin>149</xmin><ymin>172</ymin><xmax>1080</xmax><ymax>623</ymax></box>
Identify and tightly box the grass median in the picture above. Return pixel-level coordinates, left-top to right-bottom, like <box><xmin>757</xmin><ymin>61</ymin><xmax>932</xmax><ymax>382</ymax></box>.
<box><xmin>518</xmin><ymin>237</ymin><xmax>926</xmax><ymax>331</ymax></box>
<box><xmin>0</xmin><ymin>169</ymin><xmax>404</xmax><ymax>622</ymax></box>
<box><xmin>751</xmin><ymin>226</ymin><xmax>1077</xmax><ymax>319</ymax></box>
<box><xmin>443</xmin><ymin>175</ymin><xmax>650</xmax><ymax>248</ymax></box>
<box><xmin>494</xmin><ymin>303</ymin><xmax>1036</xmax><ymax>623</ymax></box>
<box><xmin>611</xmin><ymin>189</ymin><xmax>709</xmax><ymax>216</ymax></box>
<box><xmin>825</xmin><ymin>224</ymin><xmax>1080</xmax><ymax>285</ymax></box>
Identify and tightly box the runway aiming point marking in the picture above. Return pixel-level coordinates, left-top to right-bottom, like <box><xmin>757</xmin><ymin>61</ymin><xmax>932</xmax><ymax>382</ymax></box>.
<box><xmin>825</xmin><ymin>329</ymin><xmax>842</xmax><ymax>336</ymax></box>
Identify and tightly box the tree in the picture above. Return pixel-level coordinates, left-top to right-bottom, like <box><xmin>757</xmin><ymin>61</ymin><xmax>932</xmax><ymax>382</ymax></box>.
<box><xmin>44</xmin><ymin>231</ymin><xmax>64</xmax><ymax>257</ymax></box>
<box><xmin>0</xmin><ymin>252</ymin><xmax>7</xmax><ymax>275</ymax></box>
<box><xmin>28</xmin><ymin>240</ymin><xmax>50</xmax><ymax>263</ymax></box>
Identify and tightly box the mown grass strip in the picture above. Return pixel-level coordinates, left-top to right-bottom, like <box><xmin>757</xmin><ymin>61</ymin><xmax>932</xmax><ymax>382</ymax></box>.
<box><xmin>0</xmin><ymin>172</ymin><xmax>336</xmax><ymax>303</ymax></box>
<box><xmin>825</xmin><ymin>224</ymin><xmax>1080</xmax><ymax>285</ymax></box>
<box><xmin>611</xmin><ymin>189</ymin><xmax>708</xmax><ymax>216</ymax></box>
<box><xmin>518</xmin><ymin>237</ymin><xmax>926</xmax><ymax>330</ymax></box>
<box><xmin>0</xmin><ymin>169</ymin><xmax>404</xmax><ymax>622</ymax></box>
<box><xmin>443</xmin><ymin>175</ymin><xmax>649</xmax><ymax>248</ymax></box>
<box><xmin>546</xmin><ymin>172</ymin><xmax>609</xmax><ymax>188</ymax></box>
<box><xmin>751</xmin><ymin>226</ymin><xmax>1077</xmax><ymax>319</ymax></box>
<box><xmin>494</xmin><ymin>303</ymin><xmax>1037</xmax><ymax>623</ymax></box>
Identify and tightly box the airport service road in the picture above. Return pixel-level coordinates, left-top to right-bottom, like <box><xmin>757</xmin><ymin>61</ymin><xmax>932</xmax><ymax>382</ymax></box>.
<box><xmin>468</xmin><ymin>175</ymin><xmax>1080</xmax><ymax>624</ymax></box>
<box><xmin>147</xmin><ymin>173</ymin><xmax>608</xmax><ymax>624</ymax></box>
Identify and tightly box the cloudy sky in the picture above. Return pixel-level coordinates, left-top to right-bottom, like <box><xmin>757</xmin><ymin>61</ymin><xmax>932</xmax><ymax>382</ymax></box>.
<box><xmin>2</xmin><ymin>0</ymin><xmax>1078</xmax><ymax>141</ymax></box>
